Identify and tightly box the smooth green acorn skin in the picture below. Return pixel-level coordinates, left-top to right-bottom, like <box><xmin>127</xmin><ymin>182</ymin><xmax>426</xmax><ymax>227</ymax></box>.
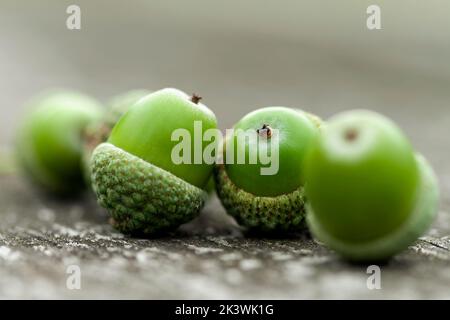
<box><xmin>16</xmin><ymin>90</ymin><xmax>103</xmax><ymax>194</ymax></box>
<box><xmin>305</xmin><ymin>110</ymin><xmax>420</xmax><ymax>244</ymax></box>
<box><xmin>82</xmin><ymin>89</ymin><xmax>151</xmax><ymax>185</ymax></box>
<box><xmin>109</xmin><ymin>88</ymin><xmax>217</xmax><ymax>189</ymax></box>
<box><xmin>307</xmin><ymin>153</ymin><xmax>439</xmax><ymax>261</ymax></box>
<box><xmin>224</xmin><ymin>107</ymin><xmax>319</xmax><ymax>197</ymax></box>
<box><xmin>91</xmin><ymin>143</ymin><xmax>207</xmax><ymax>235</ymax></box>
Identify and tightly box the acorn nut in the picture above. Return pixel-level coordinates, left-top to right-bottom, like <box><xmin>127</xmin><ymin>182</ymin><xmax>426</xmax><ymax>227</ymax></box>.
<box><xmin>304</xmin><ymin>110</ymin><xmax>439</xmax><ymax>261</ymax></box>
<box><xmin>215</xmin><ymin>107</ymin><xmax>321</xmax><ymax>233</ymax></box>
<box><xmin>90</xmin><ymin>88</ymin><xmax>218</xmax><ymax>235</ymax></box>
<box><xmin>15</xmin><ymin>90</ymin><xmax>103</xmax><ymax>195</ymax></box>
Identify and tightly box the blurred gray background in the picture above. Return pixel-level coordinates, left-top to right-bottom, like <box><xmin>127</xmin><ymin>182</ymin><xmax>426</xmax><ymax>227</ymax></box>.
<box><xmin>2</xmin><ymin>1</ymin><xmax>450</xmax><ymax>163</ymax></box>
<box><xmin>1</xmin><ymin>0</ymin><xmax>450</xmax><ymax>299</ymax></box>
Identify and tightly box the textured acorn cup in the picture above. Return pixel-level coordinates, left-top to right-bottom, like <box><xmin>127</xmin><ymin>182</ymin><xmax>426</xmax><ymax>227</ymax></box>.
<box><xmin>91</xmin><ymin>88</ymin><xmax>217</xmax><ymax>235</ymax></box>
<box><xmin>305</xmin><ymin>110</ymin><xmax>439</xmax><ymax>262</ymax></box>
<box><xmin>15</xmin><ymin>90</ymin><xmax>103</xmax><ymax>195</ymax></box>
<box><xmin>215</xmin><ymin>107</ymin><xmax>321</xmax><ymax>233</ymax></box>
<box><xmin>82</xmin><ymin>89</ymin><xmax>151</xmax><ymax>185</ymax></box>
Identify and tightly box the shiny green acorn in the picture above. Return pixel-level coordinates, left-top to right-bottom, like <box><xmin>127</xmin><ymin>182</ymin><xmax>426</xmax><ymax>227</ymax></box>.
<box><xmin>305</xmin><ymin>110</ymin><xmax>439</xmax><ymax>261</ymax></box>
<box><xmin>15</xmin><ymin>90</ymin><xmax>103</xmax><ymax>194</ymax></box>
<box><xmin>91</xmin><ymin>88</ymin><xmax>218</xmax><ymax>235</ymax></box>
<box><xmin>215</xmin><ymin>107</ymin><xmax>321</xmax><ymax>233</ymax></box>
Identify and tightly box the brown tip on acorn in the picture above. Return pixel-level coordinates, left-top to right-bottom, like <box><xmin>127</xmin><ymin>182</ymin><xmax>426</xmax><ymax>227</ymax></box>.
<box><xmin>191</xmin><ymin>94</ymin><xmax>202</xmax><ymax>104</ymax></box>
<box><xmin>344</xmin><ymin>128</ymin><xmax>358</xmax><ymax>142</ymax></box>
<box><xmin>257</xmin><ymin>124</ymin><xmax>272</xmax><ymax>138</ymax></box>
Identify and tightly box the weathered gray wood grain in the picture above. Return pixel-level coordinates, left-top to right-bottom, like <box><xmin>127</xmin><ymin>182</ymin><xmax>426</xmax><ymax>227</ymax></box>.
<box><xmin>0</xmin><ymin>175</ymin><xmax>449</xmax><ymax>299</ymax></box>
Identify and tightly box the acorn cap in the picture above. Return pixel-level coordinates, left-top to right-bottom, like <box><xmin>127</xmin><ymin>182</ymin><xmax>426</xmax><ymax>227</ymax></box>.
<box><xmin>307</xmin><ymin>153</ymin><xmax>439</xmax><ymax>262</ymax></box>
<box><xmin>214</xmin><ymin>163</ymin><xmax>307</xmax><ymax>233</ymax></box>
<box><xmin>91</xmin><ymin>143</ymin><xmax>207</xmax><ymax>235</ymax></box>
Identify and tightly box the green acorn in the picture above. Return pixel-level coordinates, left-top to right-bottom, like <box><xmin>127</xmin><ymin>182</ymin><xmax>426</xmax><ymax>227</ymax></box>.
<box><xmin>305</xmin><ymin>110</ymin><xmax>439</xmax><ymax>262</ymax></box>
<box><xmin>215</xmin><ymin>107</ymin><xmax>321</xmax><ymax>233</ymax></box>
<box><xmin>15</xmin><ymin>90</ymin><xmax>103</xmax><ymax>195</ymax></box>
<box><xmin>91</xmin><ymin>88</ymin><xmax>218</xmax><ymax>235</ymax></box>
<box><xmin>82</xmin><ymin>89</ymin><xmax>151</xmax><ymax>184</ymax></box>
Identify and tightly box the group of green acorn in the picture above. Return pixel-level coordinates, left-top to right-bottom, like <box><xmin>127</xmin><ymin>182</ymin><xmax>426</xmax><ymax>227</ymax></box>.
<box><xmin>15</xmin><ymin>88</ymin><xmax>439</xmax><ymax>262</ymax></box>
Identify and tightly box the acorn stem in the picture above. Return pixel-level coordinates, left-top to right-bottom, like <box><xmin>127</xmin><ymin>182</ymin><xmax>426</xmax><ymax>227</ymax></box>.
<box><xmin>344</xmin><ymin>128</ymin><xmax>358</xmax><ymax>142</ymax></box>
<box><xmin>257</xmin><ymin>124</ymin><xmax>272</xmax><ymax>138</ymax></box>
<box><xmin>190</xmin><ymin>94</ymin><xmax>202</xmax><ymax>104</ymax></box>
